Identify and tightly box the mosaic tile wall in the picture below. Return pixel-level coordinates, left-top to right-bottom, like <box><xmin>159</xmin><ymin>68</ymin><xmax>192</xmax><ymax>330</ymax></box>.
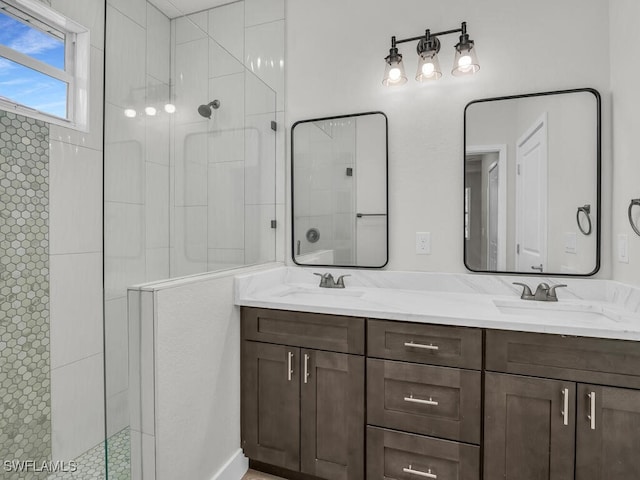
<box><xmin>0</xmin><ymin>111</ymin><xmax>51</xmax><ymax>479</ymax></box>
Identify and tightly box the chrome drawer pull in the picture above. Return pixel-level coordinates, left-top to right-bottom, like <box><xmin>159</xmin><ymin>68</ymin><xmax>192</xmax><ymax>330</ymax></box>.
<box><xmin>587</xmin><ymin>392</ymin><xmax>596</xmax><ymax>430</ymax></box>
<box><xmin>561</xmin><ymin>388</ymin><xmax>569</xmax><ymax>426</ymax></box>
<box><xmin>287</xmin><ymin>352</ymin><xmax>294</xmax><ymax>381</ymax></box>
<box><xmin>404</xmin><ymin>395</ymin><xmax>438</xmax><ymax>406</ymax></box>
<box><xmin>304</xmin><ymin>354</ymin><xmax>310</xmax><ymax>384</ymax></box>
<box><xmin>403</xmin><ymin>465</ymin><xmax>437</xmax><ymax>478</ymax></box>
<box><xmin>404</xmin><ymin>341</ymin><xmax>439</xmax><ymax>351</ymax></box>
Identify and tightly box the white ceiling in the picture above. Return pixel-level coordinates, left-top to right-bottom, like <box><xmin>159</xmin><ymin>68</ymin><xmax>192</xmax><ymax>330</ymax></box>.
<box><xmin>148</xmin><ymin>0</ymin><xmax>238</xmax><ymax>18</ymax></box>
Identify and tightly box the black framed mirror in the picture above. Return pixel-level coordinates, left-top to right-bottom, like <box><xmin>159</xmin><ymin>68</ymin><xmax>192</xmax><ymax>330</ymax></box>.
<box><xmin>464</xmin><ymin>88</ymin><xmax>601</xmax><ymax>276</ymax></box>
<box><xmin>291</xmin><ymin>111</ymin><xmax>388</xmax><ymax>268</ymax></box>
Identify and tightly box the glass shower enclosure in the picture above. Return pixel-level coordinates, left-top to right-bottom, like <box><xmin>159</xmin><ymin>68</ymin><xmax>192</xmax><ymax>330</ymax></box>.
<box><xmin>104</xmin><ymin>0</ymin><xmax>279</xmax><ymax>477</ymax></box>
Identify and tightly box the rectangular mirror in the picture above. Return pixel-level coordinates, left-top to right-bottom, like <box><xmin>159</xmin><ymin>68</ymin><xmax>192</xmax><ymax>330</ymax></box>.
<box><xmin>464</xmin><ymin>88</ymin><xmax>601</xmax><ymax>276</ymax></box>
<box><xmin>292</xmin><ymin>111</ymin><xmax>388</xmax><ymax>267</ymax></box>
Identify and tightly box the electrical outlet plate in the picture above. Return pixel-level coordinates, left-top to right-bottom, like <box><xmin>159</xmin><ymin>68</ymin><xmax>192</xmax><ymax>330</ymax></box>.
<box><xmin>416</xmin><ymin>232</ymin><xmax>431</xmax><ymax>255</ymax></box>
<box><xmin>618</xmin><ymin>234</ymin><xmax>629</xmax><ymax>263</ymax></box>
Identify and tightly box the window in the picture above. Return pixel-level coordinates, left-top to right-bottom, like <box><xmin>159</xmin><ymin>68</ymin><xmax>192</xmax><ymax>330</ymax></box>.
<box><xmin>0</xmin><ymin>0</ymin><xmax>90</xmax><ymax>130</ymax></box>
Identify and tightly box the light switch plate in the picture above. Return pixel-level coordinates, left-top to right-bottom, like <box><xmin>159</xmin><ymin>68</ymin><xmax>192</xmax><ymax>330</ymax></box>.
<box><xmin>564</xmin><ymin>232</ymin><xmax>577</xmax><ymax>254</ymax></box>
<box><xmin>416</xmin><ymin>232</ymin><xmax>431</xmax><ymax>255</ymax></box>
<box><xmin>618</xmin><ymin>234</ymin><xmax>629</xmax><ymax>263</ymax></box>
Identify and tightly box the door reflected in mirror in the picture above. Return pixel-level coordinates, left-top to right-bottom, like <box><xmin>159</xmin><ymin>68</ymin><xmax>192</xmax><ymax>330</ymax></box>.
<box><xmin>464</xmin><ymin>89</ymin><xmax>600</xmax><ymax>276</ymax></box>
<box><xmin>292</xmin><ymin>112</ymin><xmax>388</xmax><ymax>268</ymax></box>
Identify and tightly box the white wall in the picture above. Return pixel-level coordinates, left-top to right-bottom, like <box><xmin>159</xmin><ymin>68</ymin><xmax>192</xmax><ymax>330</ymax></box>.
<box><xmin>610</xmin><ymin>0</ymin><xmax>640</xmax><ymax>286</ymax></box>
<box><xmin>286</xmin><ymin>0</ymin><xmax>612</xmax><ymax>275</ymax></box>
<box><xmin>47</xmin><ymin>0</ymin><xmax>106</xmax><ymax>462</ymax></box>
<box><xmin>128</xmin><ymin>265</ymin><xmax>281</xmax><ymax>480</ymax></box>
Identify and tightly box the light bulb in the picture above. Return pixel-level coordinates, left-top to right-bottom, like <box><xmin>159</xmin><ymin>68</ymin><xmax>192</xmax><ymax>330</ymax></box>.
<box><xmin>421</xmin><ymin>62</ymin><xmax>435</xmax><ymax>76</ymax></box>
<box><xmin>124</xmin><ymin>109</ymin><xmax>137</xmax><ymax>118</ymax></box>
<box><xmin>388</xmin><ymin>67</ymin><xmax>402</xmax><ymax>81</ymax></box>
<box><xmin>164</xmin><ymin>103</ymin><xmax>176</xmax><ymax>114</ymax></box>
<box><xmin>458</xmin><ymin>55</ymin><xmax>472</xmax><ymax>69</ymax></box>
<box><xmin>145</xmin><ymin>106</ymin><xmax>157</xmax><ymax>116</ymax></box>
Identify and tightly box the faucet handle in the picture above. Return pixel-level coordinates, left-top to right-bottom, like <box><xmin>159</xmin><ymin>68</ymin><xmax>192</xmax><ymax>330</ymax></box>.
<box><xmin>547</xmin><ymin>284</ymin><xmax>568</xmax><ymax>301</ymax></box>
<box><xmin>313</xmin><ymin>272</ymin><xmax>334</xmax><ymax>287</ymax></box>
<box><xmin>513</xmin><ymin>282</ymin><xmax>533</xmax><ymax>299</ymax></box>
<box><xmin>335</xmin><ymin>274</ymin><xmax>350</xmax><ymax>288</ymax></box>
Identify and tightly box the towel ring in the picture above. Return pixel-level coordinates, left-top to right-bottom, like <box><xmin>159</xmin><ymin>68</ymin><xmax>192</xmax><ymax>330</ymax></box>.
<box><xmin>629</xmin><ymin>199</ymin><xmax>640</xmax><ymax>237</ymax></box>
<box><xmin>576</xmin><ymin>204</ymin><xmax>592</xmax><ymax>236</ymax></box>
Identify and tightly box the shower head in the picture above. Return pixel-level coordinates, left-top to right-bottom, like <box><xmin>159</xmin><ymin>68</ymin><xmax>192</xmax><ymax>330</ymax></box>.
<box><xmin>197</xmin><ymin>100</ymin><xmax>221</xmax><ymax>119</ymax></box>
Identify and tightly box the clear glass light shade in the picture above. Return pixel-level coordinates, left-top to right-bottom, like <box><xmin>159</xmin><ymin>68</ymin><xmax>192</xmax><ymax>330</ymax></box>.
<box><xmin>452</xmin><ymin>44</ymin><xmax>480</xmax><ymax>76</ymax></box>
<box><xmin>416</xmin><ymin>52</ymin><xmax>442</xmax><ymax>82</ymax></box>
<box><xmin>383</xmin><ymin>56</ymin><xmax>408</xmax><ymax>86</ymax></box>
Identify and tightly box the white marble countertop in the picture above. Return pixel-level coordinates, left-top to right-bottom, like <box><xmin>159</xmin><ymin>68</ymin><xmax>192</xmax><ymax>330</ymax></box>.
<box><xmin>235</xmin><ymin>267</ymin><xmax>640</xmax><ymax>341</ymax></box>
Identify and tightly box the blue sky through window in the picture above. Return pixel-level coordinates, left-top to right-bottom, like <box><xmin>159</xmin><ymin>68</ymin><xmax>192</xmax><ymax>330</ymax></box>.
<box><xmin>0</xmin><ymin>10</ymin><xmax>67</xmax><ymax>118</ymax></box>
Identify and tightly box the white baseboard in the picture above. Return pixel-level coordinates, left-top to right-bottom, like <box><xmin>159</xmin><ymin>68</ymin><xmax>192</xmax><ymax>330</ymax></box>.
<box><xmin>210</xmin><ymin>449</ymin><xmax>248</xmax><ymax>480</ymax></box>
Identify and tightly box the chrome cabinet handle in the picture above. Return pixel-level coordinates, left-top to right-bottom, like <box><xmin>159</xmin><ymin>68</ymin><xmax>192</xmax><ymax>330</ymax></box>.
<box><xmin>304</xmin><ymin>354</ymin><xmax>310</xmax><ymax>384</ymax></box>
<box><xmin>561</xmin><ymin>388</ymin><xmax>569</xmax><ymax>426</ymax></box>
<box><xmin>588</xmin><ymin>392</ymin><xmax>596</xmax><ymax>430</ymax></box>
<box><xmin>404</xmin><ymin>341</ymin><xmax>439</xmax><ymax>351</ymax></box>
<box><xmin>403</xmin><ymin>465</ymin><xmax>437</xmax><ymax>478</ymax></box>
<box><xmin>287</xmin><ymin>352</ymin><xmax>294</xmax><ymax>381</ymax></box>
<box><xmin>404</xmin><ymin>395</ymin><xmax>438</xmax><ymax>406</ymax></box>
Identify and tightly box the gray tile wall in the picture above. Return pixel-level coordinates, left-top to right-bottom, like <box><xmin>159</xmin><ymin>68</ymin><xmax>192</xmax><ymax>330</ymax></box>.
<box><xmin>0</xmin><ymin>111</ymin><xmax>51</xmax><ymax>479</ymax></box>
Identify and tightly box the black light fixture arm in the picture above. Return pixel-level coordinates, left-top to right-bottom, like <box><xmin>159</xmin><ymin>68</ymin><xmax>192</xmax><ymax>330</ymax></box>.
<box><xmin>392</xmin><ymin>22</ymin><xmax>466</xmax><ymax>46</ymax></box>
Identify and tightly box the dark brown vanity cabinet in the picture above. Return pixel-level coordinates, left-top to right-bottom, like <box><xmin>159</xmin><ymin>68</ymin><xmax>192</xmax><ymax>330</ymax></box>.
<box><xmin>241</xmin><ymin>308</ymin><xmax>365</xmax><ymax>480</ymax></box>
<box><xmin>241</xmin><ymin>308</ymin><xmax>640</xmax><ymax>480</ymax></box>
<box><xmin>485</xmin><ymin>330</ymin><xmax>640</xmax><ymax>480</ymax></box>
<box><xmin>366</xmin><ymin>320</ymin><xmax>482</xmax><ymax>480</ymax></box>
<box><xmin>483</xmin><ymin>372</ymin><xmax>577</xmax><ymax>480</ymax></box>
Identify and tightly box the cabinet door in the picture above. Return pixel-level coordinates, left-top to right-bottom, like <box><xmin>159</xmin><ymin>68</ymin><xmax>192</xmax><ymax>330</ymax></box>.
<box><xmin>576</xmin><ymin>384</ymin><xmax>640</xmax><ymax>479</ymax></box>
<box><xmin>300</xmin><ymin>350</ymin><xmax>364</xmax><ymax>480</ymax></box>
<box><xmin>241</xmin><ymin>342</ymin><xmax>300</xmax><ymax>471</ymax></box>
<box><xmin>484</xmin><ymin>372</ymin><xmax>575</xmax><ymax>480</ymax></box>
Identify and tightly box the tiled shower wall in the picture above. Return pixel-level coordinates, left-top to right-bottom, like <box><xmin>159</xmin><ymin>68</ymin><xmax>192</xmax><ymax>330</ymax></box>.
<box><xmin>170</xmin><ymin>0</ymin><xmax>285</xmax><ymax>277</ymax></box>
<box><xmin>0</xmin><ymin>112</ymin><xmax>51</xmax><ymax>479</ymax></box>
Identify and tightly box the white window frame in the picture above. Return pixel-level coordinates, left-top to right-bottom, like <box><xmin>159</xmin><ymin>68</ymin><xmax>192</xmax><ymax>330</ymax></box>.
<box><xmin>0</xmin><ymin>0</ymin><xmax>90</xmax><ymax>131</ymax></box>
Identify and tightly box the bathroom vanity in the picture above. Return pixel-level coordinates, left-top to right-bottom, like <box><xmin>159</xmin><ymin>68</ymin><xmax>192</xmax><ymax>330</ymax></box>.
<box><xmin>235</xmin><ymin>268</ymin><xmax>640</xmax><ymax>480</ymax></box>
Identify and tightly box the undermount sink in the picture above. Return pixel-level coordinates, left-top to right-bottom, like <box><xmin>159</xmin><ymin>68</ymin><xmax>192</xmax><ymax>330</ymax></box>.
<box><xmin>275</xmin><ymin>286</ymin><xmax>366</xmax><ymax>300</ymax></box>
<box><xmin>493</xmin><ymin>299</ymin><xmax>626</xmax><ymax>323</ymax></box>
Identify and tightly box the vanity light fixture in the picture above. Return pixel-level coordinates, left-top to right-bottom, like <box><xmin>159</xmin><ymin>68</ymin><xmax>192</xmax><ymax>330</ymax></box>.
<box><xmin>382</xmin><ymin>37</ymin><xmax>408</xmax><ymax>86</ymax></box>
<box><xmin>383</xmin><ymin>21</ymin><xmax>479</xmax><ymax>86</ymax></box>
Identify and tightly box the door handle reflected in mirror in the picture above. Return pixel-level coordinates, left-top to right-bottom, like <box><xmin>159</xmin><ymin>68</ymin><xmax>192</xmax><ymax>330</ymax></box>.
<box><xmin>531</xmin><ymin>264</ymin><xmax>543</xmax><ymax>272</ymax></box>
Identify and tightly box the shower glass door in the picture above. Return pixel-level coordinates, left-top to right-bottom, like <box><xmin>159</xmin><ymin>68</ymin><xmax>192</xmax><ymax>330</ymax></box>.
<box><xmin>104</xmin><ymin>0</ymin><xmax>279</xmax><ymax>477</ymax></box>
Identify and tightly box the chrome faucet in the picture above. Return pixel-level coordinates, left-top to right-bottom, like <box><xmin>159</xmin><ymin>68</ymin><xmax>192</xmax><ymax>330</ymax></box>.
<box><xmin>314</xmin><ymin>273</ymin><xmax>350</xmax><ymax>288</ymax></box>
<box><xmin>513</xmin><ymin>282</ymin><xmax>567</xmax><ymax>302</ymax></box>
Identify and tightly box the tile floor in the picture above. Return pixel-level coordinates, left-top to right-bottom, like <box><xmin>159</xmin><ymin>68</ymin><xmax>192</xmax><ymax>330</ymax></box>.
<box><xmin>47</xmin><ymin>428</ymin><xmax>130</xmax><ymax>479</ymax></box>
<box><xmin>242</xmin><ymin>470</ymin><xmax>286</xmax><ymax>480</ymax></box>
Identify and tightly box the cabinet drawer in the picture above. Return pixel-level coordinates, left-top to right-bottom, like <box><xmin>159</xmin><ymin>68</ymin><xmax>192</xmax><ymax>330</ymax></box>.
<box><xmin>368</xmin><ymin>319</ymin><xmax>482</xmax><ymax>369</ymax></box>
<box><xmin>241</xmin><ymin>307</ymin><xmax>365</xmax><ymax>354</ymax></box>
<box><xmin>367</xmin><ymin>427</ymin><xmax>480</xmax><ymax>480</ymax></box>
<box><xmin>486</xmin><ymin>330</ymin><xmax>640</xmax><ymax>389</ymax></box>
<box><xmin>367</xmin><ymin>359</ymin><xmax>481</xmax><ymax>444</ymax></box>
